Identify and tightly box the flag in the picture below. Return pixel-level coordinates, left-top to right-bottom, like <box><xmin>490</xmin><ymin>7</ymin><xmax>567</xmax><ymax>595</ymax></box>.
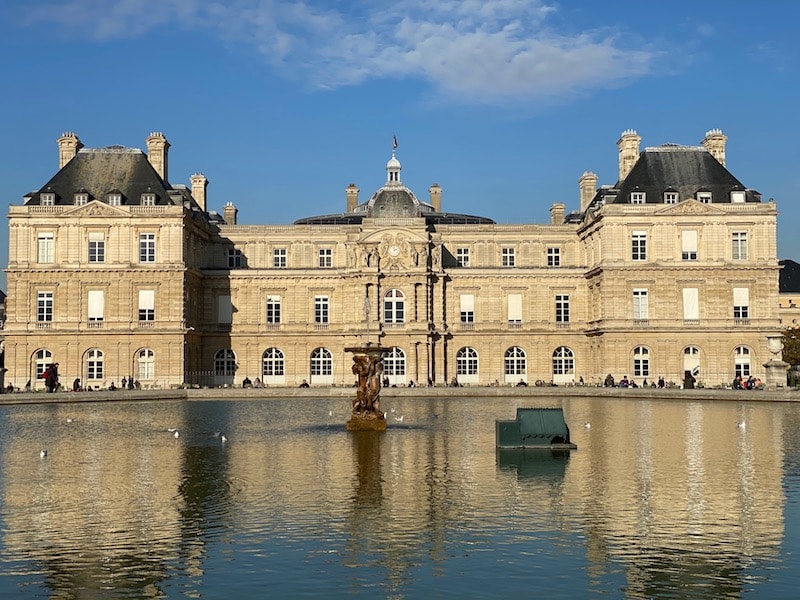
<box><xmin>392</xmin><ymin>134</ymin><xmax>398</xmax><ymax>150</ymax></box>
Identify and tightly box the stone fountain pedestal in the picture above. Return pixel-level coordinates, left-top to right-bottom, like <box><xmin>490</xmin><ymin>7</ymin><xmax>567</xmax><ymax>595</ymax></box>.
<box><xmin>345</xmin><ymin>345</ymin><xmax>387</xmax><ymax>431</ymax></box>
<box><xmin>763</xmin><ymin>335</ymin><xmax>789</xmax><ymax>389</ymax></box>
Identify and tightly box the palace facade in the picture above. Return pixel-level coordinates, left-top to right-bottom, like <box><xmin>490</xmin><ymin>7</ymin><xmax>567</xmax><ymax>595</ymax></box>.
<box><xmin>2</xmin><ymin>129</ymin><xmax>782</xmax><ymax>389</ymax></box>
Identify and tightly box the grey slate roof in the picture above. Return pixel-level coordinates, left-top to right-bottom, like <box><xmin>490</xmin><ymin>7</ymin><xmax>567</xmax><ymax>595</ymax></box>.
<box><xmin>780</xmin><ymin>260</ymin><xmax>800</xmax><ymax>293</ymax></box>
<box><xmin>24</xmin><ymin>147</ymin><xmax>179</xmax><ymax>206</ymax></box>
<box><xmin>608</xmin><ymin>146</ymin><xmax>760</xmax><ymax>205</ymax></box>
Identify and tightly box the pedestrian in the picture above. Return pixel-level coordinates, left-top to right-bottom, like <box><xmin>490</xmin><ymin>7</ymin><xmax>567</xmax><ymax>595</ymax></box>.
<box><xmin>121</xmin><ymin>376</ymin><xmax>127</xmax><ymax>389</ymax></box>
<box><xmin>45</xmin><ymin>363</ymin><xmax>60</xmax><ymax>393</ymax></box>
<box><xmin>72</xmin><ymin>378</ymin><xmax>81</xmax><ymax>392</ymax></box>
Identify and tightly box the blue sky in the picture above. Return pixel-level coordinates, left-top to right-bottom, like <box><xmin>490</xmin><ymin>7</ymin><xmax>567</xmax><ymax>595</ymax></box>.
<box><xmin>1</xmin><ymin>0</ymin><xmax>798</xmax><ymax>289</ymax></box>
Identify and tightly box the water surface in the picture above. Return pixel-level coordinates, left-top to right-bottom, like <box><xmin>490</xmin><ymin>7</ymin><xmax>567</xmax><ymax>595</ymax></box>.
<box><xmin>0</xmin><ymin>396</ymin><xmax>798</xmax><ymax>598</ymax></box>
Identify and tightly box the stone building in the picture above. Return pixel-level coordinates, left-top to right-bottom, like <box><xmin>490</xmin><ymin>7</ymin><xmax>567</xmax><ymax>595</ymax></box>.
<box><xmin>2</xmin><ymin>129</ymin><xmax>782</xmax><ymax>389</ymax></box>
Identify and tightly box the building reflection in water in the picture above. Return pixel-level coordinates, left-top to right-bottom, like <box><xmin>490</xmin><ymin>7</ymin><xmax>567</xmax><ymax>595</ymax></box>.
<box><xmin>0</xmin><ymin>397</ymin><xmax>794</xmax><ymax>597</ymax></box>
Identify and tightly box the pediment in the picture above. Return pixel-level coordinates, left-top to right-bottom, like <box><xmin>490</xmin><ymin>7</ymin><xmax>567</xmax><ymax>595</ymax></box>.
<box><xmin>62</xmin><ymin>200</ymin><xmax>130</xmax><ymax>218</ymax></box>
<box><xmin>654</xmin><ymin>199</ymin><xmax>726</xmax><ymax>216</ymax></box>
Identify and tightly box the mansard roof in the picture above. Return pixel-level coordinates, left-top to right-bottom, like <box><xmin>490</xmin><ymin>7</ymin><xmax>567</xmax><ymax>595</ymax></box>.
<box><xmin>610</xmin><ymin>145</ymin><xmax>760</xmax><ymax>204</ymax></box>
<box><xmin>24</xmin><ymin>147</ymin><xmax>178</xmax><ymax>206</ymax></box>
<box><xmin>780</xmin><ymin>260</ymin><xmax>800</xmax><ymax>293</ymax></box>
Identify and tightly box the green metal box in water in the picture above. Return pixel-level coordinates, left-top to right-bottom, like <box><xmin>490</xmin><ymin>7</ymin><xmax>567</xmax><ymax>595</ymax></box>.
<box><xmin>496</xmin><ymin>407</ymin><xmax>577</xmax><ymax>449</ymax></box>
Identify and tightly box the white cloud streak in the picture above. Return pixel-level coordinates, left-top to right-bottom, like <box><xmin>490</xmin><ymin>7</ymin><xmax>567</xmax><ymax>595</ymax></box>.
<box><xmin>20</xmin><ymin>0</ymin><xmax>656</xmax><ymax>104</ymax></box>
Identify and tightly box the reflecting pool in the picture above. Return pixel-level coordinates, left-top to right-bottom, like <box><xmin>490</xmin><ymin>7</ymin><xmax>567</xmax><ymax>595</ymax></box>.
<box><xmin>0</xmin><ymin>395</ymin><xmax>798</xmax><ymax>598</ymax></box>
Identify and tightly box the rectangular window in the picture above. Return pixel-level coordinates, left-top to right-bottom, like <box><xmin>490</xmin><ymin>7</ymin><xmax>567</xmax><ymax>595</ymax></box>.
<box><xmin>456</xmin><ymin>248</ymin><xmax>470</xmax><ymax>267</ymax></box>
<box><xmin>37</xmin><ymin>291</ymin><xmax>53</xmax><ymax>322</ymax></box>
<box><xmin>664</xmin><ymin>191</ymin><xmax>678</xmax><ymax>204</ymax></box>
<box><xmin>632</xmin><ymin>289</ymin><xmax>649</xmax><ymax>321</ymax></box>
<box><xmin>88</xmin><ymin>232</ymin><xmax>105</xmax><ymax>263</ymax></box>
<box><xmin>731</xmin><ymin>190</ymin><xmax>746</xmax><ymax>203</ymax></box>
<box><xmin>508</xmin><ymin>294</ymin><xmax>522</xmax><ymax>325</ymax></box>
<box><xmin>139</xmin><ymin>233</ymin><xmax>156</xmax><ymax>263</ymax></box>
<box><xmin>555</xmin><ymin>294</ymin><xmax>570</xmax><ymax>324</ymax></box>
<box><xmin>108</xmin><ymin>193</ymin><xmax>122</xmax><ymax>206</ymax></box>
<box><xmin>138</xmin><ymin>290</ymin><xmax>155</xmax><ymax>321</ymax></box>
<box><xmin>37</xmin><ymin>232</ymin><xmax>54</xmax><ymax>263</ymax></box>
<box><xmin>141</xmin><ymin>192</ymin><xmax>156</xmax><ymax>206</ymax></box>
<box><xmin>547</xmin><ymin>247</ymin><xmax>561</xmax><ymax>267</ymax></box>
<box><xmin>267</xmin><ymin>295</ymin><xmax>281</xmax><ymax>324</ymax></box>
<box><xmin>460</xmin><ymin>294</ymin><xmax>475</xmax><ymax>323</ymax></box>
<box><xmin>40</xmin><ymin>193</ymin><xmax>55</xmax><ymax>206</ymax></box>
<box><xmin>88</xmin><ymin>290</ymin><xmax>104</xmax><ymax>322</ymax></box>
<box><xmin>227</xmin><ymin>248</ymin><xmax>243</xmax><ymax>268</ymax></box>
<box><xmin>273</xmin><ymin>248</ymin><xmax>287</xmax><ymax>268</ymax></box>
<box><xmin>683</xmin><ymin>288</ymin><xmax>699</xmax><ymax>321</ymax></box>
<box><xmin>631</xmin><ymin>191</ymin><xmax>646</xmax><ymax>204</ymax></box>
<box><xmin>74</xmin><ymin>192</ymin><xmax>89</xmax><ymax>206</ymax></box>
<box><xmin>218</xmin><ymin>295</ymin><xmax>233</xmax><ymax>324</ymax></box>
<box><xmin>681</xmin><ymin>230</ymin><xmax>698</xmax><ymax>261</ymax></box>
<box><xmin>631</xmin><ymin>231</ymin><xmax>647</xmax><ymax>261</ymax></box>
<box><xmin>733</xmin><ymin>287</ymin><xmax>750</xmax><ymax>319</ymax></box>
<box><xmin>732</xmin><ymin>231</ymin><xmax>748</xmax><ymax>260</ymax></box>
<box><xmin>697</xmin><ymin>191</ymin><xmax>712</xmax><ymax>203</ymax></box>
<box><xmin>501</xmin><ymin>247</ymin><xmax>515</xmax><ymax>267</ymax></box>
<box><xmin>318</xmin><ymin>248</ymin><xmax>332</xmax><ymax>268</ymax></box>
<box><xmin>315</xmin><ymin>296</ymin><xmax>329</xmax><ymax>324</ymax></box>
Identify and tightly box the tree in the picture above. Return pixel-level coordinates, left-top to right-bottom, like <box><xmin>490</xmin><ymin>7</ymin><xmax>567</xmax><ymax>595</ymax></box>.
<box><xmin>782</xmin><ymin>327</ymin><xmax>800</xmax><ymax>367</ymax></box>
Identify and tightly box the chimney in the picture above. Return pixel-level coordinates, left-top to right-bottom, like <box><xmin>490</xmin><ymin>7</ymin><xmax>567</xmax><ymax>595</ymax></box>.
<box><xmin>578</xmin><ymin>171</ymin><xmax>598</xmax><ymax>213</ymax></box>
<box><xmin>190</xmin><ymin>173</ymin><xmax>208</xmax><ymax>212</ymax></box>
<box><xmin>549</xmin><ymin>203</ymin><xmax>565</xmax><ymax>225</ymax></box>
<box><xmin>346</xmin><ymin>183</ymin><xmax>359</xmax><ymax>212</ymax></box>
<box><xmin>701</xmin><ymin>129</ymin><xmax>727</xmax><ymax>166</ymax></box>
<box><xmin>223</xmin><ymin>201</ymin><xmax>238</xmax><ymax>225</ymax></box>
<box><xmin>429</xmin><ymin>183</ymin><xmax>442</xmax><ymax>212</ymax></box>
<box><xmin>57</xmin><ymin>132</ymin><xmax>83</xmax><ymax>169</ymax></box>
<box><xmin>617</xmin><ymin>129</ymin><xmax>641</xmax><ymax>182</ymax></box>
<box><xmin>145</xmin><ymin>132</ymin><xmax>170</xmax><ymax>181</ymax></box>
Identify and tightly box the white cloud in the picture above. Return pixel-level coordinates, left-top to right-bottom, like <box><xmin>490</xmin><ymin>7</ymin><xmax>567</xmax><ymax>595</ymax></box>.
<box><xmin>20</xmin><ymin>0</ymin><xmax>656</xmax><ymax>104</ymax></box>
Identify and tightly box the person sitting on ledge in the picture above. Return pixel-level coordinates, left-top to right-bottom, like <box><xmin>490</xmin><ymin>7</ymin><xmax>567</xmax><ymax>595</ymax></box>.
<box><xmin>407</xmin><ymin>380</ymin><xmax>415</xmax><ymax>387</ymax></box>
<box><xmin>516</xmin><ymin>379</ymin><xmax>528</xmax><ymax>387</ymax></box>
<box><xmin>299</xmin><ymin>379</ymin><xmax>310</xmax><ymax>388</ymax></box>
<box><xmin>619</xmin><ymin>375</ymin><xmax>629</xmax><ymax>388</ymax></box>
<box><xmin>242</xmin><ymin>376</ymin><xmax>252</xmax><ymax>388</ymax></box>
<box><xmin>604</xmin><ymin>374</ymin><xmax>615</xmax><ymax>387</ymax></box>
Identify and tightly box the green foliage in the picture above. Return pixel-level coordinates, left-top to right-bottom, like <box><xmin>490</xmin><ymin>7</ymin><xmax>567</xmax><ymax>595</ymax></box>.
<box><xmin>783</xmin><ymin>327</ymin><xmax>800</xmax><ymax>366</ymax></box>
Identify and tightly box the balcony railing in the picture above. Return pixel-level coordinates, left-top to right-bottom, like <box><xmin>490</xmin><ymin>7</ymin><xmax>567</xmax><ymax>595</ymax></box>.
<box><xmin>734</xmin><ymin>318</ymin><xmax>751</xmax><ymax>326</ymax></box>
<box><xmin>35</xmin><ymin>322</ymin><xmax>52</xmax><ymax>329</ymax></box>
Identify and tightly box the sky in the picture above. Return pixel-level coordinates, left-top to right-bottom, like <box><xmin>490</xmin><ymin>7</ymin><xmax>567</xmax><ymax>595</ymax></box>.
<box><xmin>0</xmin><ymin>0</ymin><xmax>798</xmax><ymax>290</ymax></box>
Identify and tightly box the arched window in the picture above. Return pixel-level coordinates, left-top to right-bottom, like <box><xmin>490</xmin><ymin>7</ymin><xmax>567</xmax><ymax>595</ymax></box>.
<box><xmin>384</xmin><ymin>347</ymin><xmax>406</xmax><ymax>386</ymax></box>
<box><xmin>552</xmin><ymin>346</ymin><xmax>575</xmax><ymax>384</ymax></box>
<box><xmin>633</xmin><ymin>346</ymin><xmax>650</xmax><ymax>378</ymax></box>
<box><xmin>683</xmin><ymin>346</ymin><xmax>700</xmax><ymax>378</ymax></box>
<box><xmin>383</xmin><ymin>289</ymin><xmax>405</xmax><ymax>325</ymax></box>
<box><xmin>262</xmin><ymin>348</ymin><xmax>285</xmax><ymax>384</ymax></box>
<box><xmin>34</xmin><ymin>349</ymin><xmax>53</xmax><ymax>381</ymax></box>
<box><xmin>310</xmin><ymin>347</ymin><xmax>333</xmax><ymax>384</ymax></box>
<box><xmin>734</xmin><ymin>346</ymin><xmax>751</xmax><ymax>378</ymax></box>
<box><xmin>504</xmin><ymin>346</ymin><xmax>527</xmax><ymax>383</ymax></box>
<box><xmin>137</xmin><ymin>348</ymin><xmax>155</xmax><ymax>381</ymax></box>
<box><xmin>214</xmin><ymin>349</ymin><xmax>237</xmax><ymax>386</ymax></box>
<box><xmin>87</xmin><ymin>348</ymin><xmax>104</xmax><ymax>381</ymax></box>
<box><xmin>456</xmin><ymin>347</ymin><xmax>479</xmax><ymax>384</ymax></box>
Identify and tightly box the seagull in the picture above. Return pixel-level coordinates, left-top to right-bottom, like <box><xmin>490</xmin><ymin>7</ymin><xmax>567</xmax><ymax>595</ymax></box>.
<box><xmin>394</xmin><ymin>415</ymin><xmax>404</xmax><ymax>422</ymax></box>
<box><xmin>328</xmin><ymin>410</ymin><xmax>333</xmax><ymax>417</ymax></box>
<box><xmin>737</xmin><ymin>421</ymin><xmax>746</xmax><ymax>430</ymax></box>
<box><xmin>584</xmin><ymin>423</ymin><xmax>591</xmax><ymax>429</ymax></box>
<box><xmin>174</xmin><ymin>430</ymin><xmax>180</xmax><ymax>438</ymax></box>
<box><xmin>66</xmin><ymin>418</ymin><xmax>74</xmax><ymax>423</ymax></box>
<box><xmin>221</xmin><ymin>435</ymin><xmax>228</xmax><ymax>443</ymax></box>
<box><xmin>39</xmin><ymin>450</ymin><xmax>48</xmax><ymax>458</ymax></box>
<box><xmin>167</xmin><ymin>427</ymin><xmax>177</xmax><ymax>433</ymax></box>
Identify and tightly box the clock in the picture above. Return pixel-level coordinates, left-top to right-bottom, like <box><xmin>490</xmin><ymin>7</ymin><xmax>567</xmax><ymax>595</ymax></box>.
<box><xmin>388</xmin><ymin>245</ymin><xmax>400</xmax><ymax>257</ymax></box>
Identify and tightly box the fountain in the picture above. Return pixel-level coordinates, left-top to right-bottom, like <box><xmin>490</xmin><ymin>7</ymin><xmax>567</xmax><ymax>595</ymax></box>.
<box><xmin>345</xmin><ymin>345</ymin><xmax>387</xmax><ymax>431</ymax></box>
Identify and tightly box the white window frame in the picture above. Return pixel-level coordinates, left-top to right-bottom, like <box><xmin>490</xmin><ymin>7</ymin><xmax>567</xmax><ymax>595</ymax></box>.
<box><xmin>630</xmin><ymin>191</ymin><xmax>646</xmax><ymax>204</ymax></box>
<box><xmin>266</xmin><ymin>295</ymin><xmax>281</xmax><ymax>325</ymax></box>
<box><xmin>664</xmin><ymin>191</ymin><xmax>678</xmax><ymax>204</ymax></box>
<box><xmin>273</xmin><ymin>248</ymin><xmax>287</xmax><ymax>269</ymax></box>
<box><xmin>460</xmin><ymin>294</ymin><xmax>475</xmax><ymax>324</ymax></box>
<box><xmin>733</xmin><ymin>287</ymin><xmax>750</xmax><ymax>320</ymax></box>
<box><xmin>37</xmin><ymin>232</ymin><xmax>54</xmax><ymax>264</ymax></box>
<box><xmin>631</xmin><ymin>231</ymin><xmax>647</xmax><ymax>261</ymax></box>
<box><xmin>555</xmin><ymin>294</ymin><xmax>570</xmax><ymax>324</ymax></box>
<box><xmin>632</xmin><ymin>288</ymin><xmax>649</xmax><ymax>321</ymax></box>
<box><xmin>681</xmin><ymin>230</ymin><xmax>698</xmax><ymax>261</ymax></box>
<box><xmin>138</xmin><ymin>290</ymin><xmax>155</xmax><ymax>321</ymax></box>
<box><xmin>456</xmin><ymin>248</ymin><xmax>470</xmax><ymax>267</ymax></box>
<box><xmin>732</xmin><ymin>231</ymin><xmax>748</xmax><ymax>261</ymax></box>
<box><xmin>318</xmin><ymin>248</ymin><xmax>333</xmax><ymax>268</ymax></box>
<box><xmin>501</xmin><ymin>247</ymin><xmax>515</xmax><ymax>268</ymax></box>
<box><xmin>37</xmin><ymin>291</ymin><xmax>54</xmax><ymax>322</ymax></box>
<box><xmin>88</xmin><ymin>232</ymin><xmax>105</xmax><ymax>263</ymax></box>
<box><xmin>87</xmin><ymin>290</ymin><xmax>105</xmax><ymax>322</ymax></box>
<box><xmin>547</xmin><ymin>247</ymin><xmax>561</xmax><ymax>267</ymax></box>
<box><xmin>315</xmin><ymin>296</ymin><xmax>329</xmax><ymax>324</ymax></box>
<box><xmin>139</xmin><ymin>233</ymin><xmax>156</xmax><ymax>263</ymax></box>
<box><xmin>697</xmin><ymin>191</ymin><xmax>712</xmax><ymax>204</ymax></box>
<box><xmin>383</xmin><ymin>289</ymin><xmax>405</xmax><ymax>324</ymax></box>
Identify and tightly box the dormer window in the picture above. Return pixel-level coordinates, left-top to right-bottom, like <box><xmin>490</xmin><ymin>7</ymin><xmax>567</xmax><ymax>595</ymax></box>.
<box><xmin>696</xmin><ymin>190</ymin><xmax>712</xmax><ymax>203</ymax></box>
<box><xmin>74</xmin><ymin>192</ymin><xmax>89</xmax><ymax>206</ymax></box>
<box><xmin>140</xmin><ymin>192</ymin><xmax>156</xmax><ymax>206</ymax></box>
<box><xmin>106</xmin><ymin>191</ymin><xmax>122</xmax><ymax>206</ymax></box>
<box><xmin>40</xmin><ymin>192</ymin><xmax>56</xmax><ymax>206</ymax></box>
<box><xmin>663</xmin><ymin>190</ymin><xmax>678</xmax><ymax>204</ymax></box>
<box><xmin>630</xmin><ymin>191</ymin><xmax>646</xmax><ymax>204</ymax></box>
<box><xmin>731</xmin><ymin>190</ymin><xmax>746</xmax><ymax>203</ymax></box>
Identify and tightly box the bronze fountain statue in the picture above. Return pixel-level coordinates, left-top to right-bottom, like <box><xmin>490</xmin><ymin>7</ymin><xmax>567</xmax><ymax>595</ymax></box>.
<box><xmin>345</xmin><ymin>345</ymin><xmax>387</xmax><ymax>431</ymax></box>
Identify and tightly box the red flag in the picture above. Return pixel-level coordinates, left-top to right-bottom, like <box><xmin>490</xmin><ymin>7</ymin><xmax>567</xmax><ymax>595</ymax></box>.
<box><xmin>392</xmin><ymin>134</ymin><xmax>398</xmax><ymax>150</ymax></box>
